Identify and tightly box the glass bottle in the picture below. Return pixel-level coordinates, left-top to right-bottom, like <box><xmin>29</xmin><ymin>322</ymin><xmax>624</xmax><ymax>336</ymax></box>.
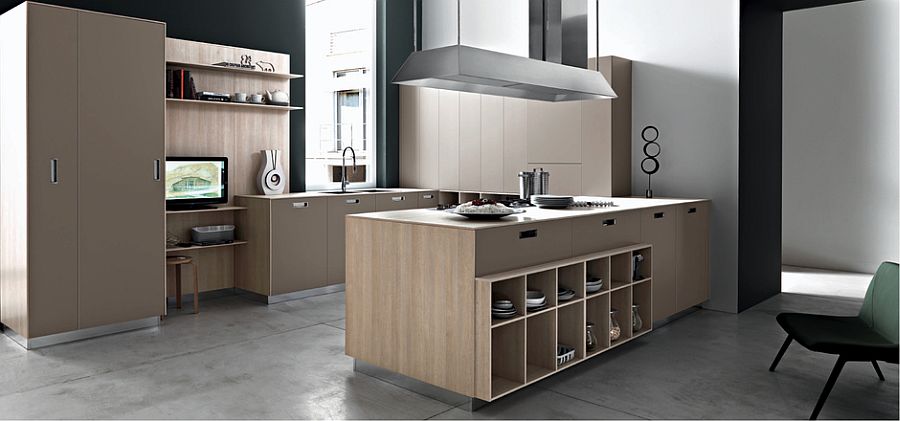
<box><xmin>609</xmin><ymin>309</ymin><xmax>621</xmax><ymax>342</ymax></box>
<box><xmin>586</xmin><ymin>322</ymin><xmax>598</xmax><ymax>352</ymax></box>
<box><xmin>632</xmin><ymin>304</ymin><xmax>643</xmax><ymax>332</ymax></box>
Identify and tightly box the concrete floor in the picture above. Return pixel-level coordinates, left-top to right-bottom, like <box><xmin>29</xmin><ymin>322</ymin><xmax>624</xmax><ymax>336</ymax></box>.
<box><xmin>782</xmin><ymin>265</ymin><xmax>873</xmax><ymax>299</ymax></box>
<box><xmin>0</xmin><ymin>291</ymin><xmax>896</xmax><ymax>419</ymax></box>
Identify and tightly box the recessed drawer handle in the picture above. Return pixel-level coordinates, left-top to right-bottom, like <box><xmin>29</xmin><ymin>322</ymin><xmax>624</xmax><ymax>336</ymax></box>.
<box><xmin>602</xmin><ymin>218</ymin><xmax>617</xmax><ymax>227</ymax></box>
<box><xmin>654</xmin><ymin>212</ymin><xmax>665</xmax><ymax>219</ymax></box>
<box><xmin>688</xmin><ymin>207</ymin><xmax>697</xmax><ymax>214</ymax></box>
<box><xmin>519</xmin><ymin>229</ymin><xmax>538</xmax><ymax>239</ymax></box>
<box><xmin>292</xmin><ymin>202</ymin><xmax>309</xmax><ymax>209</ymax></box>
<box><xmin>345</xmin><ymin>199</ymin><xmax>360</xmax><ymax>204</ymax></box>
<box><xmin>50</xmin><ymin>159</ymin><xmax>59</xmax><ymax>184</ymax></box>
<box><xmin>392</xmin><ymin>196</ymin><xmax>405</xmax><ymax>202</ymax></box>
<box><xmin>422</xmin><ymin>194</ymin><xmax>434</xmax><ymax>199</ymax></box>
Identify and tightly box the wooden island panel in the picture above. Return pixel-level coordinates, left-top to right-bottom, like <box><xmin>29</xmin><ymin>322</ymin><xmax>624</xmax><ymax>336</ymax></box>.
<box><xmin>345</xmin><ymin>218</ymin><xmax>477</xmax><ymax>396</ymax></box>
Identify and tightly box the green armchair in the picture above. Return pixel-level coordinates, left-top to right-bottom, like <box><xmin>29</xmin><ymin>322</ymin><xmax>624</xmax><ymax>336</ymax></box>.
<box><xmin>769</xmin><ymin>261</ymin><xmax>898</xmax><ymax>419</ymax></box>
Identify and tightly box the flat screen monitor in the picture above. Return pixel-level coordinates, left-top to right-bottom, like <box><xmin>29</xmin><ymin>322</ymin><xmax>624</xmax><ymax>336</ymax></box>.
<box><xmin>165</xmin><ymin>157</ymin><xmax>228</xmax><ymax>209</ymax></box>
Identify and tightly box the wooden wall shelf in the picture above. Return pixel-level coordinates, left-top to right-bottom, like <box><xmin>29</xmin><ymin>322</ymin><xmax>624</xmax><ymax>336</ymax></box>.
<box><xmin>166</xmin><ymin>206</ymin><xmax>248</xmax><ymax>215</ymax></box>
<box><xmin>166</xmin><ymin>98</ymin><xmax>303</xmax><ymax>111</ymax></box>
<box><xmin>166</xmin><ymin>240</ymin><xmax>248</xmax><ymax>253</ymax></box>
<box><xmin>166</xmin><ymin>60</ymin><xmax>303</xmax><ymax>80</ymax></box>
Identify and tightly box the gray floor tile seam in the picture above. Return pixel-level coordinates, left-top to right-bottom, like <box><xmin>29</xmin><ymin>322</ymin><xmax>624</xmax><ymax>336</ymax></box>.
<box><xmin>424</xmin><ymin>406</ymin><xmax>460</xmax><ymax>420</ymax></box>
<box><xmin>539</xmin><ymin>387</ymin><xmax>651</xmax><ymax>420</ymax></box>
<box><xmin>0</xmin><ymin>319</ymin><xmax>337</xmax><ymax>401</ymax></box>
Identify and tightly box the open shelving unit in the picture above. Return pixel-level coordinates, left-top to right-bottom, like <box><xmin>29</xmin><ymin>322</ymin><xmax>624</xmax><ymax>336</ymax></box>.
<box><xmin>166</xmin><ymin>98</ymin><xmax>303</xmax><ymax>111</ymax></box>
<box><xmin>477</xmin><ymin>243</ymin><xmax>653</xmax><ymax>401</ymax></box>
<box><xmin>165</xmin><ymin>60</ymin><xmax>303</xmax><ymax>80</ymax></box>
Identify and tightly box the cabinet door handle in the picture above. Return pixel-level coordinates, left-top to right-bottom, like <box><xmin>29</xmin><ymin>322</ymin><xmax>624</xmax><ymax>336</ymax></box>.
<box><xmin>519</xmin><ymin>229</ymin><xmax>538</xmax><ymax>239</ymax></box>
<box><xmin>153</xmin><ymin>159</ymin><xmax>161</xmax><ymax>181</ymax></box>
<box><xmin>50</xmin><ymin>159</ymin><xmax>59</xmax><ymax>184</ymax></box>
<box><xmin>292</xmin><ymin>202</ymin><xmax>309</xmax><ymax>209</ymax></box>
<box><xmin>423</xmin><ymin>194</ymin><xmax>434</xmax><ymax>199</ymax></box>
<box><xmin>345</xmin><ymin>199</ymin><xmax>360</xmax><ymax>204</ymax></box>
<box><xmin>654</xmin><ymin>212</ymin><xmax>665</xmax><ymax>219</ymax></box>
<box><xmin>688</xmin><ymin>207</ymin><xmax>697</xmax><ymax>214</ymax></box>
<box><xmin>602</xmin><ymin>218</ymin><xmax>617</xmax><ymax>227</ymax></box>
<box><xmin>392</xmin><ymin>196</ymin><xmax>405</xmax><ymax>202</ymax></box>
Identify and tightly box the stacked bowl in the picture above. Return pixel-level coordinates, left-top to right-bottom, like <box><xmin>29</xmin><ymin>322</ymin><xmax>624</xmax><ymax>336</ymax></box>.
<box><xmin>492</xmin><ymin>299</ymin><xmax>517</xmax><ymax>319</ymax></box>
<box><xmin>586</xmin><ymin>277</ymin><xmax>604</xmax><ymax>293</ymax></box>
<box><xmin>526</xmin><ymin>290</ymin><xmax>547</xmax><ymax>312</ymax></box>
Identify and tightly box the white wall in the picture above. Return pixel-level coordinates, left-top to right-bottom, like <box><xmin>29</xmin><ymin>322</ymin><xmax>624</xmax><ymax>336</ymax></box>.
<box><xmin>594</xmin><ymin>0</ymin><xmax>740</xmax><ymax>312</ymax></box>
<box><xmin>782</xmin><ymin>0</ymin><xmax>900</xmax><ymax>274</ymax></box>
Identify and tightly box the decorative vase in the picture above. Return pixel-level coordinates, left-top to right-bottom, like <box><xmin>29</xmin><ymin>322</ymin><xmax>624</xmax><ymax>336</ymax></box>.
<box><xmin>257</xmin><ymin>149</ymin><xmax>285</xmax><ymax>195</ymax></box>
<box><xmin>632</xmin><ymin>304</ymin><xmax>643</xmax><ymax>332</ymax></box>
<box><xmin>609</xmin><ymin>309</ymin><xmax>621</xmax><ymax>342</ymax></box>
<box><xmin>586</xmin><ymin>322</ymin><xmax>599</xmax><ymax>352</ymax></box>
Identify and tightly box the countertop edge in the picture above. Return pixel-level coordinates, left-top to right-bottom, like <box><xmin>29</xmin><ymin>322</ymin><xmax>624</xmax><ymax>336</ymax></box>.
<box><xmin>347</xmin><ymin>197</ymin><xmax>711</xmax><ymax>231</ymax></box>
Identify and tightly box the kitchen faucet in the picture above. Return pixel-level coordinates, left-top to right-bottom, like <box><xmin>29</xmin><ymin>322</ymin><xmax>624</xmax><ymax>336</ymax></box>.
<box><xmin>341</xmin><ymin>146</ymin><xmax>357</xmax><ymax>193</ymax></box>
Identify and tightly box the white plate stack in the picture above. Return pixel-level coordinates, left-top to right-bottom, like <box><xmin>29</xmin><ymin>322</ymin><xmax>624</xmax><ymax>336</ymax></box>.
<box><xmin>531</xmin><ymin>195</ymin><xmax>575</xmax><ymax>209</ymax></box>
<box><xmin>526</xmin><ymin>290</ymin><xmax>547</xmax><ymax>312</ymax></box>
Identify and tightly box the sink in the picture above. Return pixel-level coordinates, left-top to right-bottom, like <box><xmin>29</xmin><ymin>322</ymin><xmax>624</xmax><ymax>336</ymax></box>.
<box><xmin>358</xmin><ymin>189</ymin><xmax>392</xmax><ymax>192</ymax></box>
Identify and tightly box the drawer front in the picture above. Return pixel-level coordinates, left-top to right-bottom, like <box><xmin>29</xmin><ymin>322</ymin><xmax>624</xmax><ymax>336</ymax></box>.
<box><xmin>571</xmin><ymin>211</ymin><xmax>641</xmax><ymax>255</ymax></box>
<box><xmin>475</xmin><ymin>220</ymin><xmax>573</xmax><ymax>276</ymax></box>
<box><xmin>676</xmin><ymin>202</ymin><xmax>710</xmax><ymax>310</ymax></box>
<box><xmin>640</xmin><ymin>206</ymin><xmax>677</xmax><ymax>321</ymax></box>
<box><xmin>416</xmin><ymin>191</ymin><xmax>439</xmax><ymax>209</ymax></box>
<box><xmin>376</xmin><ymin>192</ymin><xmax>417</xmax><ymax>211</ymax></box>
<box><xmin>327</xmin><ymin>195</ymin><xmax>377</xmax><ymax>284</ymax></box>
<box><xmin>271</xmin><ymin>197</ymin><xmax>328</xmax><ymax>295</ymax></box>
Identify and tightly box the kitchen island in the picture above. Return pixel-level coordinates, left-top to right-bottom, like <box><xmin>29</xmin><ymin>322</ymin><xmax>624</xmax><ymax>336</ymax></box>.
<box><xmin>345</xmin><ymin>197</ymin><xmax>709</xmax><ymax>406</ymax></box>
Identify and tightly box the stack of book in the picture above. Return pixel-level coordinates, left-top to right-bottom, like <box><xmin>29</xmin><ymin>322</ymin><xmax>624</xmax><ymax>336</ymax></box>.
<box><xmin>166</xmin><ymin>69</ymin><xmax>196</xmax><ymax>99</ymax></box>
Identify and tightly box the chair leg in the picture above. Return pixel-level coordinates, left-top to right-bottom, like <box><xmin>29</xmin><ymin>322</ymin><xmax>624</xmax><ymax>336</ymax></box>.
<box><xmin>872</xmin><ymin>361</ymin><xmax>885</xmax><ymax>381</ymax></box>
<box><xmin>770</xmin><ymin>335</ymin><xmax>792</xmax><ymax>372</ymax></box>
<box><xmin>175</xmin><ymin>266</ymin><xmax>182</xmax><ymax>310</ymax></box>
<box><xmin>810</xmin><ymin>356</ymin><xmax>846</xmax><ymax>420</ymax></box>
<box><xmin>192</xmin><ymin>262</ymin><xmax>199</xmax><ymax>314</ymax></box>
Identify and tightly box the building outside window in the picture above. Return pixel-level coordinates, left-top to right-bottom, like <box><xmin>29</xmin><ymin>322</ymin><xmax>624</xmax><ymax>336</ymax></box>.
<box><xmin>305</xmin><ymin>0</ymin><xmax>376</xmax><ymax>189</ymax></box>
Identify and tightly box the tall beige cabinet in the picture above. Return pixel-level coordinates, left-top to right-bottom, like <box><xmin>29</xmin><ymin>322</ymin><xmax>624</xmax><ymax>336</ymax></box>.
<box><xmin>0</xmin><ymin>3</ymin><xmax>165</xmax><ymax>348</ymax></box>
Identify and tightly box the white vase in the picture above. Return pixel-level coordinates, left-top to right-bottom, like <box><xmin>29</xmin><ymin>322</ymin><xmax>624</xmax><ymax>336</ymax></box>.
<box><xmin>257</xmin><ymin>149</ymin><xmax>285</xmax><ymax>195</ymax></box>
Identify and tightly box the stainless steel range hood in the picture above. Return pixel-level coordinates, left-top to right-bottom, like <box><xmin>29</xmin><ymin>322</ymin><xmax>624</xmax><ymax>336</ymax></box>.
<box><xmin>392</xmin><ymin>0</ymin><xmax>616</xmax><ymax>102</ymax></box>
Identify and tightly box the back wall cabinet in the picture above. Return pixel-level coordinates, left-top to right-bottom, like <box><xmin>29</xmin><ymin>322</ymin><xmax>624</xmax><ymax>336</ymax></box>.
<box><xmin>399</xmin><ymin>56</ymin><xmax>632</xmax><ymax>197</ymax></box>
<box><xmin>0</xmin><ymin>2</ymin><xmax>166</xmax><ymax>348</ymax></box>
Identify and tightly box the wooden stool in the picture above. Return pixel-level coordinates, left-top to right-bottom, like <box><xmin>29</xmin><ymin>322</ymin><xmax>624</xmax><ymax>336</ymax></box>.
<box><xmin>166</xmin><ymin>255</ymin><xmax>199</xmax><ymax>314</ymax></box>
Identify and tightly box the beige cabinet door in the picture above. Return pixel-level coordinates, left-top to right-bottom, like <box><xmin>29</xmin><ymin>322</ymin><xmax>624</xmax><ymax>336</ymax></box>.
<box><xmin>327</xmin><ymin>195</ymin><xmax>376</xmax><ymax>284</ymax></box>
<box><xmin>271</xmin><ymin>197</ymin><xmax>328</xmax><ymax>294</ymax></box>
<box><xmin>640</xmin><ymin>207</ymin><xmax>677</xmax><ymax>321</ymax></box>
<box><xmin>26</xmin><ymin>4</ymin><xmax>79</xmax><ymax>337</ymax></box>
<box><xmin>375</xmin><ymin>192</ymin><xmax>417</xmax><ymax>211</ymax></box>
<box><xmin>571</xmin><ymin>211</ymin><xmax>640</xmax><ymax>255</ymax></box>
<box><xmin>458</xmin><ymin>92</ymin><xmax>481</xmax><ymax>191</ymax></box>
<box><xmin>76</xmin><ymin>12</ymin><xmax>165</xmax><ymax>328</ymax></box>
<box><xmin>676</xmin><ymin>203</ymin><xmax>710</xmax><ymax>311</ymax></box>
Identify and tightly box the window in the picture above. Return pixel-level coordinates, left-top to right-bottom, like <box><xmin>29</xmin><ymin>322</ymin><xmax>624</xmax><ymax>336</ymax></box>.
<box><xmin>305</xmin><ymin>0</ymin><xmax>376</xmax><ymax>190</ymax></box>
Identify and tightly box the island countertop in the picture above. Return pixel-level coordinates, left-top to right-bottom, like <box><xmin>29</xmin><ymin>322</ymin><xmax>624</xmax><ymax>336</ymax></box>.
<box><xmin>346</xmin><ymin>196</ymin><xmax>709</xmax><ymax>230</ymax></box>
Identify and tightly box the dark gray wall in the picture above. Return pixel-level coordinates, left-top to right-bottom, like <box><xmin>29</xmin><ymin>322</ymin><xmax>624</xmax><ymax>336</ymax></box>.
<box><xmin>0</xmin><ymin>0</ymin><xmax>308</xmax><ymax>191</ymax></box>
<box><xmin>736</xmin><ymin>0</ymin><xmax>864</xmax><ymax>312</ymax></box>
<box><xmin>375</xmin><ymin>0</ymin><xmax>413</xmax><ymax>187</ymax></box>
<box><xmin>738</xmin><ymin>0</ymin><xmax>784</xmax><ymax>312</ymax></box>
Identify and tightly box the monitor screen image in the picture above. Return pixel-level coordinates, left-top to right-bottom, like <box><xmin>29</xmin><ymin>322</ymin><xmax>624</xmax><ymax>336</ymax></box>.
<box><xmin>165</xmin><ymin>158</ymin><xmax>227</xmax><ymax>205</ymax></box>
